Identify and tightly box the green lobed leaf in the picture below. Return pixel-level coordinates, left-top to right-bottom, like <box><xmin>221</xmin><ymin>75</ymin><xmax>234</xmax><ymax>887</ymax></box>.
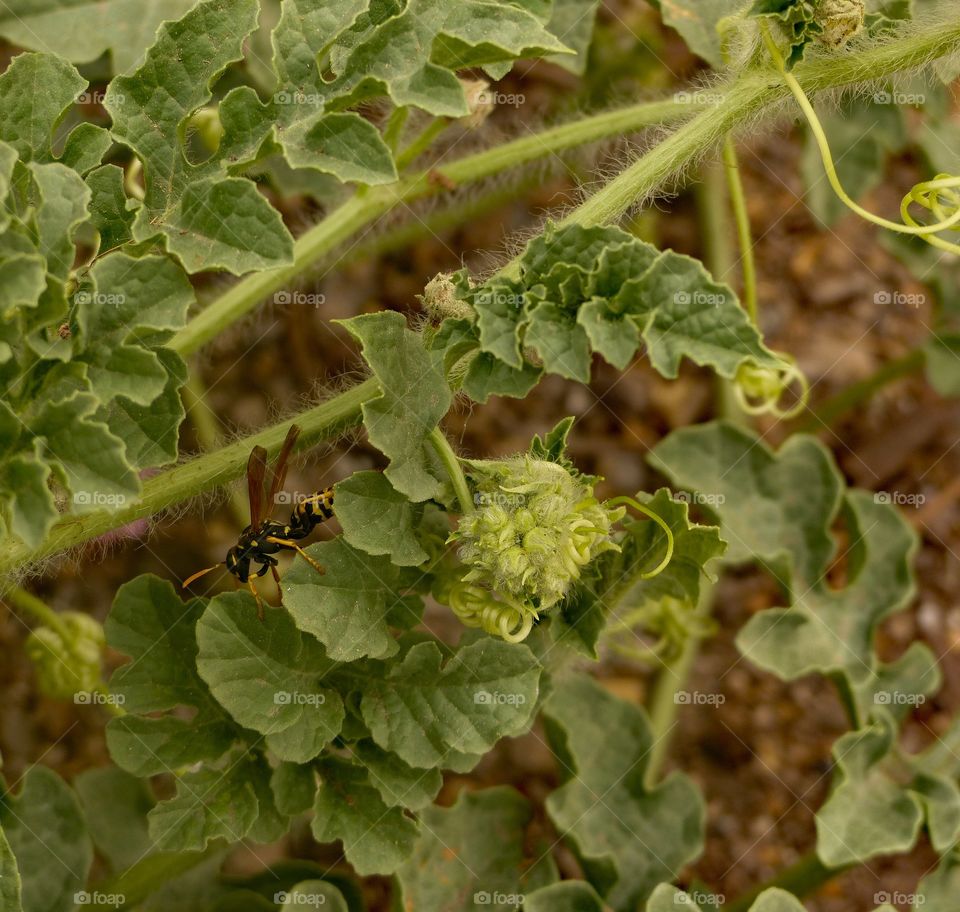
<box><xmin>0</xmin><ymin>822</ymin><xmax>22</xmax><ymax>912</ymax></box>
<box><xmin>0</xmin><ymin>0</ymin><xmax>200</xmax><ymax>73</ymax></box>
<box><xmin>85</xmin><ymin>165</ymin><xmax>135</xmax><ymax>252</ymax></box>
<box><xmin>74</xmin><ymin>766</ymin><xmax>155</xmax><ymax>873</ymax></box>
<box><xmin>0</xmin><ymin>97</ymin><xmax>194</xmax><ymax>542</ymax></box>
<box><xmin>218</xmin><ymin>0</ymin><xmax>396</xmax><ymax>186</ymax></box>
<box><xmin>0</xmin><ymin>255</ymin><xmax>46</xmax><ymax>316</ymax></box>
<box><xmin>271</xmin><ymin>762</ymin><xmax>317</xmax><ymax>817</ymax></box>
<box><xmin>311</xmin><ymin>757</ymin><xmax>419</xmax><ymax>875</ymax></box>
<box><xmin>104</xmin><ymin>346</ymin><xmax>188</xmax><ymax>468</ymax></box>
<box><xmin>334</xmin><ymin>470</ymin><xmax>429</xmax><ymax>566</ymax></box>
<box><xmin>105</xmin><ymin>575</ymin><xmax>236</xmax><ymax>776</ymax></box>
<box><xmin>650</xmin><ymin>421</ymin><xmax>932</xmax><ymax>726</ymax></box>
<box><xmin>338</xmin><ymin>312</ymin><xmax>452</xmax><ymax>501</ymax></box>
<box><xmin>525</xmin><ymin>880</ymin><xmax>607</xmax><ymax>911</ymax></box>
<box><xmin>461</xmin><ymin>352</ymin><xmax>543</xmax><ymax>403</ymax></box>
<box><xmin>322</xmin><ymin>0</ymin><xmax>572</xmax><ymax>115</ymax></box>
<box><xmin>543</xmin><ymin>0</ymin><xmax>603</xmax><ymax>73</ymax></box>
<box><xmin>0</xmin><ymin>52</ymin><xmax>85</xmax><ymax>163</ymax></box>
<box><xmin>29</xmin><ymin>161</ymin><xmax>90</xmax><ymax>282</ymax></box>
<box><xmin>816</xmin><ymin>711</ymin><xmax>960</xmax><ymax>866</ymax></box>
<box><xmin>647</xmin><ymin>0</ymin><xmax>745</xmax><ymax>67</ymax></box>
<box><xmin>0</xmin><ymin>455</ymin><xmax>56</xmax><ymax>549</ymax></box>
<box><xmin>918</xmin><ymin>848</ymin><xmax>960</xmax><ymax>911</ymax></box>
<box><xmin>195</xmin><ymin>592</ymin><xmax>345</xmax><ymax>764</ymax></box>
<box><xmin>543</xmin><ymin>674</ymin><xmax>705</xmax><ymax>911</ymax></box>
<box><xmin>75</xmin><ymin>252</ymin><xmax>192</xmax><ymax>423</ymax></box>
<box><xmin>361</xmin><ymin>638</ymin><xmax>541</xmax><ymax>768</ymax></box>
<box><xmin>60</xmin><ymin>123</ymin><xmax>113</xmax><ymax>176</ymax></box>
<box><xmin>748</xmin><ymin>0</ymin><xmax>821</xmax><ymax>67</ymax></box>
<box><xmin>397</xmin><ymin>786</ymin><xmax>559</xmax><ymax>911</ymax></box>
<box><xmin>30</xmin><ymin>391</ymin><xmax>141</xmax><ymax>519</ymax></box>
<box><xmin>280</xmin><ymin>881</ymin><xmax>350</xmax><ymax>912</ymax></box>
<box><xmin>282</xmin><ymin>536</ymin><xmax>406</xmax><ymax>662</ymax></box>
<box><xmin>0</xmin><ymin>767</ymin><xmax>92</xmax><ymax>912</ymax></box>
<box><xmin>463</xmin><ymin>223</ymin><xmax>781</xmax><ymax>387</ymax></box>
<box><xmin>552</xmin><ymin>489</ymin><xmax>725</xmax><ymax>659</ymax></box>
<box><xmin>147</xmin><ymin>762</ymin><xmax>259</xmax><ymax>852</ymax></box>
<box><xmin>104</xmin><ymin>0</ymin><xmax>294</xmax><ymax>274</ymax></box>
<box><xmin>351</xmin><ymin>740</ymin><xmax>443</xmax><ymax>811</ymax></box>
<box><xmin>645</xmin><ymin>884</ymin><xmax>706</xmax><ymax>912</ymax></box>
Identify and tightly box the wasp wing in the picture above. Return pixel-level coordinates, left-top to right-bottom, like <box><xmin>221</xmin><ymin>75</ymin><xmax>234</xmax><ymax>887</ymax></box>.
<box><xmin>267</xmin><ymin>424</ymin><xmax>302</xmax><ymax>510</ymax></box>
<box><xmin>247</xmin><ymin>444</ymin><xmax>268</xmax><ymax>528</ymax></box>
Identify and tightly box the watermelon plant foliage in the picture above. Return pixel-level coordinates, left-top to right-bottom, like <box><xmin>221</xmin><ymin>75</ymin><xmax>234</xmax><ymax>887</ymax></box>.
<box><xmin>3</xmin><ymin>0</ymin><xmax>960</xmax><ymax>910</ymax></box>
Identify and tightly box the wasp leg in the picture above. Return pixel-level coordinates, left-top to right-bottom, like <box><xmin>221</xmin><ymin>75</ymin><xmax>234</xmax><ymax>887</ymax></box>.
<box><xmin>264</xmin><ymin>537</ymin><xmax>326</xmax><ymax>576</ymax></box>
<box><xmin>247</xmin><ymin>579</ymin><xmax>266</xmax><ymax>620</ymax></box>
<box><xmin>270</xmin><ymin>564</ymin><xmax>283</xmax><ymax>601</ymax></box>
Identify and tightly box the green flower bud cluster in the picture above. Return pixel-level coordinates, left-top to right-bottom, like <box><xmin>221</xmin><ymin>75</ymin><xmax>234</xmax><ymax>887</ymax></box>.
<box><xmin>25</xmin><ymin>611</ymin><xmax>105</xmax><ymax>700</ymax></box>
<box><xmin>453</xmin><ymin>456</ymin><xmax>624</xmax><ymax>616</ymax></box>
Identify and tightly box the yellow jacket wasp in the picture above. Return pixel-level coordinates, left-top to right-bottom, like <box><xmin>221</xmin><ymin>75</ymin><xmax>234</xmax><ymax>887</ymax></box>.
<box><xmin>183</xmin><ymin>424</ymin><xmax>334</xmax><ymax>618</ymax></box>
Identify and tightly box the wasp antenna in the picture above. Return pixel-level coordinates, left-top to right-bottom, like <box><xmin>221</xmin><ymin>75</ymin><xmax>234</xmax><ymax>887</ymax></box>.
<box><xmin>182</xmin><ymin>564</ymin><xmax>223</xmax><ymax>589</ymax></box>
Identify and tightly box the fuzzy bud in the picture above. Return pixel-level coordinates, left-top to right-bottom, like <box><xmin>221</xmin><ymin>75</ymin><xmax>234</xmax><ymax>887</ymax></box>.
<box><xmin>455</xmin><ymin>457</ymin><xmax>623</xmax><ymax>612</ymax></box>
<box><xmin>25</xmin><ymin>612</ymin><xmax>105</xmax><ymax>700</ymax></box>
<box><xmin>418</xmin><ymin>273</ymin><xmax>475</xmax><ymax>323</ymax></box>
<box><xmin>817</xmin><ymin>0</ymin><xmax>865</xmax><ymax>48</ymax></box>
<box><xmin>458</xmin><ymin>78</ymin><xmax>495</xmax><ymax>129</ymax></box>
<box><xmin>188</xmin><ymin>107</ymin><xmax>224</xmax><ymax>152</ymax></box>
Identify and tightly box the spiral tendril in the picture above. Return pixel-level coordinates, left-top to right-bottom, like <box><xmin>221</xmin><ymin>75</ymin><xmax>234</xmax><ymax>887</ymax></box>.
<box><xmin>604</xmin><ymin>495</ymin><xmax>675</xmax><ymax>578</ymax></box>
<box><xmin>901</xmin><ymin>175</ymin><xmax>960</xmax><ymax>255</ymax></box>
<box><xmin>441</xmin><ymin>580</ymin><xmax>535</xmax><ymax>644</ymax></box>
<box><xmin>761</xmin><ymin>22</ymin><xmax>960</xmax><ymax>256</ymax></box>
<box><xmin>734</xmin><ymin>354</ymin><xmax>810</xmax><ymax>419</ymax></box>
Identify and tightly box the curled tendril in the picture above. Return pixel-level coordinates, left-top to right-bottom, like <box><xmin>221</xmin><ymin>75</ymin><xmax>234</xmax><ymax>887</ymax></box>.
<box><xmin>605</xmin><ymin>495</ymin><xmax>675</xmax><ymax>579</ymax></box>
<box><xmin>733</xmin><ymin>354</ymin><xmax>809</xmax><ymax>419</ymax></box>
<box><xmin>901</xmin><ymin>174</ymin><xmax>960</xmax><ymax>255</ymax></box>
<box><xmin>609</xmin><ymin>596</ymin><xmax>718</xmax><ymax>664</ymax></box>
<box><xmin>436</xmin><ymin>578</ymin><xmax>535</xmax><ymax>644</ymax></box>
<box><xmin>761</xmin><ymin>22</ymin><xmax>960</xmax><ymax>256</ymax></box>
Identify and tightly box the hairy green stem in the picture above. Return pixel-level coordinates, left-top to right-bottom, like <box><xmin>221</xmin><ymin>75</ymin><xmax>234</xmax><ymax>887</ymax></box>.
<box><xmin>696</xmin><ymin>156</ymin><xmax>750</xmax><ymax>427</ymax></box>
<box><xmin>796</xmin><ymin>348</ymin><xmax>925</xmax><ymax>430</ymax></box>
<box><xmin>181</xmin><ymin>375</ymin><xmax>249</xmax><ymax>526</ymax></box>
<box><xmin>0</xmin><ymin>380</ymin><xmax>378</xmax><ymax>576</ymax></box>
<box><xmin>1</xmin><ymin>584</ymin><xmax>70</xmax><ymax>638</ymax></box>
<box><xmin>643</xmin><ymin>583</ymin><xmax>715</xmax><ymax>788</ymax></box>
<box><xmin>724</xmin><ymin>851</ymin><xmax>846</xmax><ymax>912</ymax></box>
<box><xmin>396</xmin><ymin>116</ymin><xmax>450</xmax><ymax>170</ymax></box>
<box><xmin>496</xmin><ymin>18</ymin><xmax>960</xmax><ymax>279</ymax></box>
<box><xmin>329</xmin><ymin>179</ymin><xmax>540</xmax><ymax>276</ymax></box>
<box><xmin>7</xmin><ymin>22</ymin><xmax>959</xmax><ymax>574</ymax></box>
<box><xmin>170</xmin><ymin>98</ymin><xmax>699</xmax><ymax>356</ymax></box>
<box><xmin>722</xmin><ymin>137</ymin><xmax>758</xmax><ymax>322</ymax></box>
<box><xmin>761</xmin><ymin>22</ymin><xmax>960</xmax><ymax>250</ymax></box>
<box><xmin>383</xmin><ymin>105</ymin><xmax>409</xmax><ymax>153</ymax></box>
<box><xmin>428</xmin><ymin>428</ymin><xmax>474</xmax><ymax>515</ymax></box>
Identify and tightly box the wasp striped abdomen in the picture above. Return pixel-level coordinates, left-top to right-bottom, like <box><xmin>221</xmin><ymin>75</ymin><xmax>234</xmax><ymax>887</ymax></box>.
<box><xmin>290</xmin><ymin>488</ymin><xmax>335</xmax><ymax>536</ymax></box>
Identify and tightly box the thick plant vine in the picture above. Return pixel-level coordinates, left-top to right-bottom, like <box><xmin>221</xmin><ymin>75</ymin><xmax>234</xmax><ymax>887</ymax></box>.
<box><xmin>3</xmin><ymin>1</ymin><xmax>960</xmax><ymax>911</ymax></box>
